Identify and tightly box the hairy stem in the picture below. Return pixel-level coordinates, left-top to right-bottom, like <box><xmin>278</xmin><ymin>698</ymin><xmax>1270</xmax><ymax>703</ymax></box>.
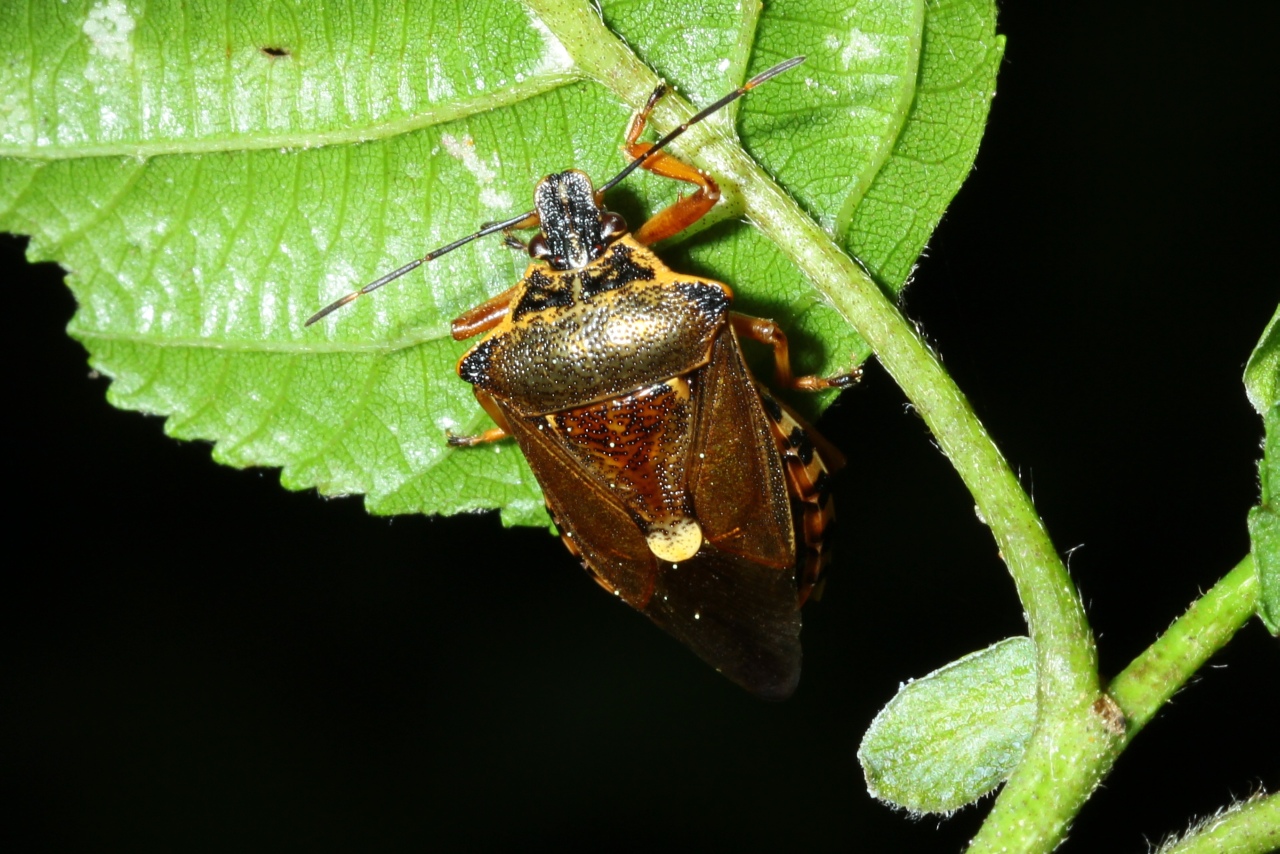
<box><xmin>1110</xmin><ymin>555</ymin><xmax>1259</xmax><ymax>737</ymax></box>
<box><xmin>1156</xmin><ymin>790</ymin><xmax>1280</xmax><ymax>854</ymax></box>
<box><xmin>519</xmin><ymin>1</ymin><xmax>1109</xmax><ymax>850</ymax></box>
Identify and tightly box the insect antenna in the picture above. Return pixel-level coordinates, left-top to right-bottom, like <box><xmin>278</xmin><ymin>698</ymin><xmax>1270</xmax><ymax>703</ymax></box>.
<box><xmin>305</xmin><ymin>209</ymin><xmax>536</xmax><ymax>326</ymax></box>
<box><xmin>597</xmin><ymin>55</ymin><xmax>805</xmax><ymax>195</ymax></box>
<box><xmin>305</xmin><ymin>55</ymin><xmax>804</xmax><ymax>327</ymax></box>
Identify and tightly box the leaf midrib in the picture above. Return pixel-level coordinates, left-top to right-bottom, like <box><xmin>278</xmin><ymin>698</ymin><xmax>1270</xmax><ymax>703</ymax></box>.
<box><xmin>0</xmin><ymin>76</ymin><xmax>579</xmax><ymax>161</ymax></box>
<box><xmin>70</xmin><ymin>324</ymin><xmax>456</xmax><ymax>354</ymax></box>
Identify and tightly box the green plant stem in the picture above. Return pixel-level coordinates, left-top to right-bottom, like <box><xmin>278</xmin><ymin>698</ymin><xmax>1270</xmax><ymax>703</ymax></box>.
<box><xmin>520</xmin><ymin>2</ymin><xmax>1110</xmax><ymax>850</ymax></box>
<box><xmin>1109</xmin><ymin>555</ymin><xmax>1259</xmax><ymax>738</ymax></box>
<box><xmin>521</xmin><ymin>4</ymin><xmax>1274</xmax><ymax>850</ymax></box>
<box><xmin>1156</xmin><ymin>791</ymin><xmax>1280</xmax><ymax>854</ymax></box>
<box><xmin>983</xmin><ymin>556</ymin><xmax>1256</xmax><ymax>850</ymax></box>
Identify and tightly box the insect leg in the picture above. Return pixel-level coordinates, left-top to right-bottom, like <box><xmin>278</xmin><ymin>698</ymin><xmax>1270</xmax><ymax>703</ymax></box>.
<box><xmin>451</xmin><ymin>284</ymin><xmax>519</xmax><ymax>340</ymax></box>
<box><xmin>624</xmin><ymin>86</ymin><xmax>722</xmax><ymax>245</ymax></box>
<box><xmin>450</xmin><ymin>210</ymin><xmax>545</xmax><ymax>339</ymax></box>
<box><xmin>756</xmin><ymin>388</ymin><xmax>841</xmax><ymax>605</ymax></box>
<box><xmin>731</xmin><ymin>314</ymin><xmax>862</xmax><ymax>392</ymax></box>
<box><xmin>492</xmin><ymin>211</ymin><xmax>541</xmax><ymax>252</ymax></box>
<box><xmin>446</xmin><ymin>390</ymin><xmax>513</xmax><ymax>447</ymax></box>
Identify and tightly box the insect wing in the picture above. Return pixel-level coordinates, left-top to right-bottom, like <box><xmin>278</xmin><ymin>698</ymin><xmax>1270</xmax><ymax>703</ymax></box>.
<box><xmin>493</xmin><ymin>324</ymin><xmax>806</xmax><ymax>699</ymax></box>
<box><xmin>689</xmin><ymin>326</ymin><xmax>795</xmax><ymax>569</ymax></box>
<box><xmin>496</xmin><ymin>398</ymin><xmax>659</xmax><ymax>607</ymax></box>
<box><xmin>644</xmin><ymin>545</ymin><xmax>802</xmax><ymax>700</ymax></box>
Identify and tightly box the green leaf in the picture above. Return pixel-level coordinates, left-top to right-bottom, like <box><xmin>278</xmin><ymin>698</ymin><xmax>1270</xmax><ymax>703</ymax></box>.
<box><xmin>1</xmin><ymin>0</ymin><xmax>577</xmax><ymax>157</ymax></box>
<box><xmin>1245</xmin><ymin>311</ymin><xmax>1279</xmax><ymax>632</ymax></box>
<box><xmin>1248</xmin><ymin>403</ymin><xmax>1280</xmax><ymax>634</ymax></box>
<box><xmin>857</xmin><ymin>637</ymin><xmax>1037</xmax><ymax>814</ymax></box>
<box><xmin>1</xmin><ymin>0</ymin><xmax>1002</xmax><ymax>524</ymax></box>
<box><xmin>1244</xmin><ymin>305</ymin><xmax>1280</xmax><ymax>415</ymax></box>
<box><xmin>844</xmin><ymin>0</ymin><xmax>1004</xmax><ymax>287</ymax></box>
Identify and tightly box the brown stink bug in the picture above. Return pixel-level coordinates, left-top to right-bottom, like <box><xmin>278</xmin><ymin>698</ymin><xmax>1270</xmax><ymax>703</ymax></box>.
<box><xmin>307</xmin><ymin>57</ymin><xmax>858</xmax><ymax>698</ymax></box>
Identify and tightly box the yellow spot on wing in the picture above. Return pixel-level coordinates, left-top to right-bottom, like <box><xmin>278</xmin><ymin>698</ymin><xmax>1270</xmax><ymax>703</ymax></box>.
<box><xmin>645</xmin><ymin>517</ymin><xmax>703</xmax><ymax>563</ymax></box>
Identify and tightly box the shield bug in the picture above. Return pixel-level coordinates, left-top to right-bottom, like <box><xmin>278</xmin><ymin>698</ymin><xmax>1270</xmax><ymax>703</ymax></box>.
<box><xmin>307</xmin><ymin>57</ymin><xmax>858</xmax><ymax>698</ymax></box>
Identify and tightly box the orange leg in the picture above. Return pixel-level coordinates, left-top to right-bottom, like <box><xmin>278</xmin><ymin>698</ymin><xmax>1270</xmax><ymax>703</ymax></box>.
<box><xmin>624</xmin><ymin>85</ymin><xmax>722</xmax><ymax>246</ymax></box>
<box><xmin>731</xmin><ymin>314</ymin><xmax>862</xmax><ymax>392</ymax></box>
<box><xmin>451</xmin><ymin>284</ymin><xmax>519</xmax><ymax>341</ymax></box>
<box><xmin>446</xmin><ymin>390</ymin><xmax>514</xmax><ymax>447</ymax></box>
<box><xmin>450</xmin><ymin>209</ymin><xmax>546</xmax><ymax>339</ymax></box>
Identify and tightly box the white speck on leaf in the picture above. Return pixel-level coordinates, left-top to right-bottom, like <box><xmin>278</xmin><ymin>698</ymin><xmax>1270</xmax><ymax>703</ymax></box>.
<box><xmin>441</xmin><ymin>132</ymin><xmax>512</xmax><ymax>210</ymax></box>
<box><xmin>840</xmin><ymin>29</ymin><xmax>882</xmax><ymax>67</ymax></box>
<box><xmin>0</xmin><ymin>64</ymin><xmax>35</xmax><ymax>144</ymax></box>
<box><xmin>83</xmin><ymin>0</ymin><xmax>135</xmax><ymax>64</ymax></box>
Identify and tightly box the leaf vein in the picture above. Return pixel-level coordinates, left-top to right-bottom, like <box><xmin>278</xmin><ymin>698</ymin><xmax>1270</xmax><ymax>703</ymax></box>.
<box><xmin>219</xmin><ymin>354</ymin><xmax>301</xmax><ymax>456</ymax></box>
<box><xmin>51</xmin><ymin>159</ymin><xmax>150</xmax><ymax>254</ymax></box>
<box><xmin>165</xmin><ymin>347</ymin><xmax>237</xmax><ymax>435</ymax></box>
<box><xmin>289</xmin><ymin>352</ymin><xmax>386</xmax><ymax>476</ymax></box>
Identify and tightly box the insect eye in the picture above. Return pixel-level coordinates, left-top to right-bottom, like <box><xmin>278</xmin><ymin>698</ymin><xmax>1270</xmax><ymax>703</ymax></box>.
<box><xmin>600</xmin><ymin>212</ymin><xmax>627</xmax><ymax>240</ymax></box>
<box><xmin>528</xmin><ymin>234</ymin><xmax>552</xmax><ymax>260</ymax></box>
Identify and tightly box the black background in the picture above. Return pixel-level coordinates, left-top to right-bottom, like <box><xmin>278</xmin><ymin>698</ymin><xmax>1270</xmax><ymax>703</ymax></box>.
<box><xmin>4</xmin><ymin>4</ymin><xmax>1277</xmax><ymax>851</ymax></box>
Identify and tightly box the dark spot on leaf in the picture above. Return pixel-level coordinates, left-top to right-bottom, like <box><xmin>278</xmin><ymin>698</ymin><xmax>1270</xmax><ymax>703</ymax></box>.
<box><xmin>260</xmin><ymin>46</ymin><xmax>291</xmax><ymax>58</ymax></box>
